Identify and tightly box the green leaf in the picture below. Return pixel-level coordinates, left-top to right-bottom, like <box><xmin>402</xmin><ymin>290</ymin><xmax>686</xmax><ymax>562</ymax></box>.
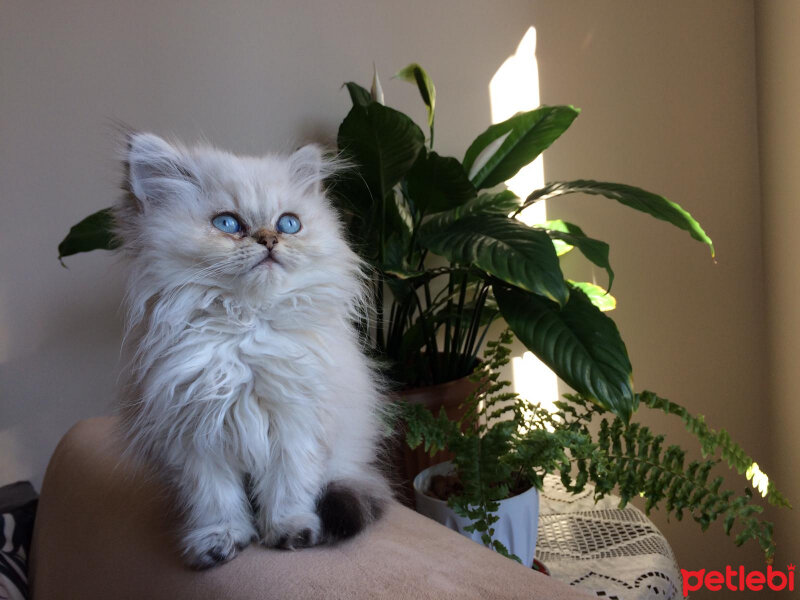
<box><xmin>343</xmin><ymin>82</ymin><xmax>372</xmax><ymax>107</ymax></box>
<box><xmin>421</xmin><ymin>190</ymin><xmax>521</xmax><ymax>234</ymax></box>
<box><xmin>463</xmin><ymin>106</ymin><xmax>580</xmax><ymax>190</ymax></box>
<box><xmin>395</xmin><ymin>63</ymin><xmax>436</xmax><ymax>143</ymax></box>
<box><xmin>382</xmin><ymin>232</ymin><xmax>417</xmax><ymax>278</ymax></box>
<box><xmin>58</xmin><ymin>208</ymin><xmax>119</xmax><ymax>262</ymax></box>
<box><xmin>406</xmin><ymin>151</ymin><xmax>476</xmax><ymax>215</ymax></box>
<box><xmin>568</xmin><ymin>280</ymin><xmax>616</xmax><ymax>312</ymax></box>
<box><xmin>534</xmin><ymin>220</ymin><xmax>614</xmax><ymax>290</ymax></box>
<box><xmin>468</xmin><ymin>190</ymin><xmax>523</xmax><ymax>216</ymax></box>
<box><xmin>522</xmin><ymin>180</ymin><xmax>714</xmax><ymax>257</ymax></box>
<box><xmin>381</xmin><ymin>192</ymin><xmax>418</xmax><ymax>277</ymax></box>
<box><xmin>337</xmin><ymin>102</ymin><xmax>425</xmax><ymax>258</ymax></box>
<box><xmin>494</xmin><ymin>284</ymin><xmax>635</xmax><ymax>421</ymax></box>
<box><xmin>420</xmin><ymin>214</ymin><xmax>568</xmax><ymax>305</ymax></box>
<box><xmin>552</xmin><ymin>240</ymin><xmax>573</xmax><ymax>257</ymax></box>
<box><xmin>337</xmin><ymin>102</ymin><xmax>425</xmax><ymax>202</ymax></box>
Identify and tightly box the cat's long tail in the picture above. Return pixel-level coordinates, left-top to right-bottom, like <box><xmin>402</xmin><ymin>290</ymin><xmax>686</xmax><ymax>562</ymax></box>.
<box><xmin>316</xmin><ymin>478</ymin><xmax>388</xmax><ymax>543</ymax></box>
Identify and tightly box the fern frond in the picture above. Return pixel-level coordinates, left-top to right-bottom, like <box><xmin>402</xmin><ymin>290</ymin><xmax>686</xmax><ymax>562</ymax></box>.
<box><xmin>639</xmin><ymin>391</ymin><xmax>791</xmax><ymax>509</ymax></box>
<box><xmin>557</xmin><ymin>396</ymin><xmax>782</xmax><ymax>560</ymax></box>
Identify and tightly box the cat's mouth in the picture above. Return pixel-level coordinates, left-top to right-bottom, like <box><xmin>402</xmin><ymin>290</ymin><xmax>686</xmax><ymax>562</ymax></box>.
<box><xmin>252</xmin><ymin>253</ymin><xmax>281</xmax><ymax>270</ymax></box>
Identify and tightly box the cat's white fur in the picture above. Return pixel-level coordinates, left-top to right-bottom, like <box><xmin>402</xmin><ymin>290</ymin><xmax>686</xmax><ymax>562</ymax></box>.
<box><xmin>114</xmin><ymin>133</ymin><xmax>389</xmax><ymax>569</ymax></box>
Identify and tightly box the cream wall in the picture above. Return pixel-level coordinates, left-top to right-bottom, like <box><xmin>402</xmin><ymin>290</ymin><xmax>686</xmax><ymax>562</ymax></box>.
<box><xmin>755</xmin><ymin>0</ymin><xmax>800</xmax><ymax>570</ymax></box>
<box><xmin>528</xmin><ymin>2</ymin><xmax>776</xmax><ymax>583</ymax></box>
<box><xmin>0</xmin><ymin>0</ymin><xmax>784</xmax><ymax>585</ymax></box>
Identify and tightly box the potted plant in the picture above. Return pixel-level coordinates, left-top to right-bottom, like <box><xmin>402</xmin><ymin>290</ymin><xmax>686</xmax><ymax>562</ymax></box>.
<box><xmin>58</xmin><ymin>64</ymin><xmax>715</xmax><ymax>499</ymax></box>
<box><xmin>404</xmin><ymin>329</ymin><xmax>790</xmax><ymax>566</ymax></box>
<box><xmin>330</xmin><ymin>64</ymin><xmax>714</xmax><ymax>498</ymax></box>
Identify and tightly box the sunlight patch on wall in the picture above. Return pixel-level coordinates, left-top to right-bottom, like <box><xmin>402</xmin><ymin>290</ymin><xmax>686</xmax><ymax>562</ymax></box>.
<box><xmin>489</xmin><ymin>27</ymin><xmax>559</xmax><ymax>408</ymax></box>
<box><xmin>513</xmin><ymin>350</ymin><xmax>560</xmax><ymax>420</ymax></box>
<box><xmin>490</xmin><ymin>26</ymin><xmax>545</xmax><ymax>225</ymax></box>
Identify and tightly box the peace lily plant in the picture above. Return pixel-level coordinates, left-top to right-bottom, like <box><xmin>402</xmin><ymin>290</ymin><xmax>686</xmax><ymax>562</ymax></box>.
<box><xmin>328</xmin><ymin>63</ymin><xmax>717</xmax><ymax>425</ymax></box>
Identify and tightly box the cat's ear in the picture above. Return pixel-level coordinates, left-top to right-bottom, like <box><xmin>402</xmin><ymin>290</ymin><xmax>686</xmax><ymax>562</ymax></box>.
<box><xmin>125</xmin><ymin>132</ymin><xmax>199</xmax><ymax>207</ymax></box>
<box><xmin>289</xmin><ymin>144</ymin><xmax>338</xmax><ymax>194</ymax></box>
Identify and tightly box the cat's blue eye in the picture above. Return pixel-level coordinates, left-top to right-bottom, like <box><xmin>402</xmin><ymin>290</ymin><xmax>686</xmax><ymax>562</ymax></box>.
<box><xmin>276</xmin><ymin>213</ymin><xmax>301</xmax><ymax>234</ymax></box>
<box><xmin>212</xmin><ymin>214</ymin><xmax>242</xmax><ymax>234</ymax></box>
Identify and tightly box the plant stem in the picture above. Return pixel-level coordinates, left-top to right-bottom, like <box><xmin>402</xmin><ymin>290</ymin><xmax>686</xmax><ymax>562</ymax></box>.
<box><xmin>410</xmin><ymin>284</ymin><xmax>439</xmax><ymax>384</ymax></box>
<box><xmin>443</xmin><ymin>272</ymin><xmax>454</xmax><ymax>367</ymax></box>
<box><xmin>462</xmin><ymin>283</ymin><xmax>490</xmax><ymax>372</ymax></box>
<box><xmin>467</xmin><ymin>319</ymin><xmax>494</xmax><ymax>370</ymax></box>
<box><xmin>450</xmin><ymin>270</ymin><xmax>469</xmax><ymax>379</ymax></box>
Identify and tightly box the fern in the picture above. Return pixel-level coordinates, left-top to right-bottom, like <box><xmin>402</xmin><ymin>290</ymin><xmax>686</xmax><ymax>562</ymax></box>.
<box><xmin>401</xmin><ymin>330</ymin><xmax>788</xmax><ymax>562</ymax></box>
<box><xmin>556</xmin><ymin>396</ymin><xmax>779</xmax><ymax>558</ymax></box>
<box><xmin>638</xmin><ymin>391</ymin><xmax>791</xmax><ymax>509</ymax></box>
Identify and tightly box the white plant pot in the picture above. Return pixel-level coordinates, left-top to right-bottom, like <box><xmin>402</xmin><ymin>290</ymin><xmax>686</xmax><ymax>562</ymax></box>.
<box><xmin>413</xmin><ymin>461</ymin><xmax>540</xmax><ymax>567</ymax></box>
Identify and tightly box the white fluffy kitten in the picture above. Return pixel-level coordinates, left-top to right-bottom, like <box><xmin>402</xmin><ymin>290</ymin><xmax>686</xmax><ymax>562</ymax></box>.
<box><xmin>114</xmin><ymin>132</ymin><xmax>390</xmax><ymax>569</ymax></box>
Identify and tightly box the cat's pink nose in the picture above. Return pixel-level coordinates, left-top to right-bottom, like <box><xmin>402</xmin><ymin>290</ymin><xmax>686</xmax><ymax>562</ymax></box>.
<box><xmin>253</xmin><ymin>229</ymin><xmax>278</xmax><ymax>250</ymax></box>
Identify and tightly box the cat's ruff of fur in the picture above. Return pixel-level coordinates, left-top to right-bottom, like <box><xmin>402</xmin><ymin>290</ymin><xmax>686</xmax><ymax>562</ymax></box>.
<box><xmin>114</xmin><ymin>132</ymin><xmax>390</xmax><ymax>569</ymax></box>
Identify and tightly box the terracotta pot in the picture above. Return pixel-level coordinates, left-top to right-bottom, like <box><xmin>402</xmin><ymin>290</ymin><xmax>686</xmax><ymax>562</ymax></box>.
<box><xmin>390</xmin><ymin>373</ymin><xmax>480</xmax><ymax>507</ymax></box>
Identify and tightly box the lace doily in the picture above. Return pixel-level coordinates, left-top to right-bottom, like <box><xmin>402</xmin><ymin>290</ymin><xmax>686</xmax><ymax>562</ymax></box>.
<box><xmin>536</xmin><ymin>474</ymin><xmax>682</xmax><ymax>599</ymax></box>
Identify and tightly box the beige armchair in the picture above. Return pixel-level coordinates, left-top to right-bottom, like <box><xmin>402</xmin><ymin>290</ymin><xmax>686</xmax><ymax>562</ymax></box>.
<box><xmin>29</xmin><ymin>417</ymin><xmax>589</xmax><ymax>599</ymax></box>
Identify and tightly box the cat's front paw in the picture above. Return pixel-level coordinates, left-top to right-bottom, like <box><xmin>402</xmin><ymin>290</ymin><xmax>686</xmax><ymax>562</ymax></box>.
<box><xmin>182</xmin><ymin>523</ymin><xmax>256</xmax><ymax>570</ymax></box>
<box><xmin>260</xmin><ymin>512</ymin><xmax>322</xmax><ymax>550</ymax></box>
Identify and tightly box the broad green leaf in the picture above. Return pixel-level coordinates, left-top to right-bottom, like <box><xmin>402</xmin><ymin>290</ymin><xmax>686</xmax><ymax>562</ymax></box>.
<box><xmin>420</xmin><ymin>190</ymin><xmax>521</xmax><ymax>234</ymax></box>
<box><xmin>382</xmin><ymin>234</ymin><xmax>421</xmax><ymax>279</ymax></box>
<box><xmin>337</xmin><ymin>102</ymin><xmax>425</xmax><ymax>258</ymax></box>
<box><xmin>337</xmin><ymin>102</ymin><xmax>424</xmax><ymax>203</ymax></box>
<box><xmin>393</xmin><ymin>189</ymin><xmax>414</xmax><ymax>231</ymax></box>
<box><xmin>395</xmin><ymin>63</ymin><xmax>436</xmax><ymax>143</ymax></box>
<box><xmin>463</xmin><ymin>106</ymin><xmax>580</xmax><ymax>190</ymax></box>
<box><xmin>537</xmin><ymin>220</ymin><xmax>572</xmax><ymax>256</ymax></box>
<box><xmin>406</xmin><ymin>151</ymin><xmax>476</xmax><ymax>215</ymax></box>
<box><xmin>343</xmin><ymin>82</ymin><xmax>372</xmax><ymax>107</ymax></box>
<box><xmin>381</xmin><ymin>192</ymin><xmax>418</xmax><ymax>277</ymax></box>
<box><xmin>469</xmin><ymin>190</ymin><xmax>523</xmax><ymax>216</ymax></box>
<box><xmin>58</xmin><ymin>208</ymin><xmax>118</xmax><ymax>263</ymax></box>
<box><xmin>494</xmin><ymin>284</ymin><xmax>635</xmax><ymax>421</ymax></box>
<box><xmin>568</xmin><ymin>280</ymin><xmax>616</xmax><ymax>312</ymax></box>
<box><xmin>522</xmin><ymin>180</ymin><xmax>714</xmax><ymax>257</ymax></box>
<box><xmin>420</xmin><ymin>214</ymin><xmax>568</xmax><ymax>306</ymax></box>
<box><xmin>533</xmin><ymin>220</ymin><xmax>614</xmax><ymax>290</ymax></box>
<box><xmin>553</xmin><ymin>240</ymin><xmax>572</xmax><ymax>256</ymax></box>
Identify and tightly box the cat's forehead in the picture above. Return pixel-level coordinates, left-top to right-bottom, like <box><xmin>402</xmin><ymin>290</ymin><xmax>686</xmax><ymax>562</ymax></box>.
<box><xmin>191</xmin><ymin>148</ymin><xmax>291</xmax><ymax>186</ymax></box>
<box><xmin>190</xmin><ymin>147</ymin><xmax>307</xmax><ymax>212</ymax></box>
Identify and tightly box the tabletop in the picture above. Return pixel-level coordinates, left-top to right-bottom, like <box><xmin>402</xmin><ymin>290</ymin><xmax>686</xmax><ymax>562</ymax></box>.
<box><xmin>535</xmin><ymin>474</ymin><xmax>682</xmax><ymax>600</ymax></box>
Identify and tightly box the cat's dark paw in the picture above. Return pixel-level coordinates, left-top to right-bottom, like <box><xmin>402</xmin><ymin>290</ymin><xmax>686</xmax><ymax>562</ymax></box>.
<box><xmin>316</xmin><ymin>481</ymin><xmax>386</xmax><ymax>543</ymax></box>
<box><xmin>276</xmin><ymin>527</ymin><xmax>315</xmax><ymax>549</ymax></box>
<box><xmin>182</xmin><ymin>524</ymin><xmax>254</xmax><ymax>570</ymax></box>
<box><xmin>260</xmin><ymin>512</ymin><xmax>322</xmax><ymax>549</ymax></box>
